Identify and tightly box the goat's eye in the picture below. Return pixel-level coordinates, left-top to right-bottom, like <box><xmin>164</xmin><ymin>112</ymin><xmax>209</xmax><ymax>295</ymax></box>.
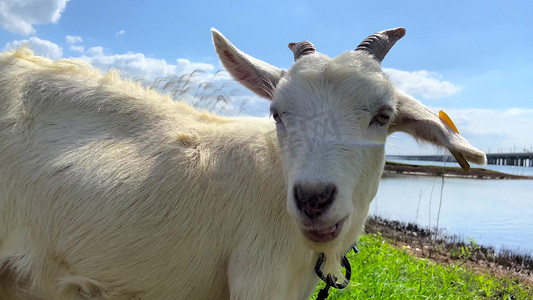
<box><xmin>370</xmin><ymin>112</ymin><xmax>390</xmax><ymax>126</ymax></box>
<box><xmin>273</xmin><ymin>112</ymin><xmax>282</xmax><ymax>124</ymax></box>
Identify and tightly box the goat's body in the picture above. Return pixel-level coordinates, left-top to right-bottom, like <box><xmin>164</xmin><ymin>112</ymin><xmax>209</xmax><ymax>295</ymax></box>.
<box><xmin>0</xmin><ymin>49</ymin><xmax>326</xmax><ymax>299</ymax></box>
<box><xmin>0</xmin><ymin>27</ymin><xmax>487</xmax><ymax>299</ymax></box>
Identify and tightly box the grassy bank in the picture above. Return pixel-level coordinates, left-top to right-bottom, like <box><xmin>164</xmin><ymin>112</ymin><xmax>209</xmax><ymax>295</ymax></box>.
<box><xmin>365</xmin><ymin>216</ymin><xmax>533</xmax><ymax>280</ymax></box>
<box><xmin>312</xmin><ymin>234</ymin><xmax>533</xmax><ymax>299</ymax></box>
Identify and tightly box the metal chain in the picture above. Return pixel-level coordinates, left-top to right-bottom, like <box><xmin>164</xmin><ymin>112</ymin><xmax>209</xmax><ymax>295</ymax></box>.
<box><xmin>314</xmin><ymin>244</ymin><xmax>359</xmax><ymax>300</ymax></box>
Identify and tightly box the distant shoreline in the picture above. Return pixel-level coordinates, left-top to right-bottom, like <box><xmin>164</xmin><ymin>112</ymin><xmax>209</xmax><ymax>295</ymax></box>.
<box><xmin>383</xmin><ymin>161</ymin><xmax>533</xmax><ymax>179</ymax></box>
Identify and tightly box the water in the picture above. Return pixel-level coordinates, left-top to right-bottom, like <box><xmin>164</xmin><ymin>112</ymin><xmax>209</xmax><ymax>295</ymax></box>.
<box><xmin>371</xmin><ymin>162</ymin><xmax>533</xmax><ymax>253</ymax></box>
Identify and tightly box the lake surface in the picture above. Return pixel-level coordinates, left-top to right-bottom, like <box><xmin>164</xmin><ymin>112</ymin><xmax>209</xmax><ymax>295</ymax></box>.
<box><xmin>371</xmin><ymin>160</ymin><xmax>533</xmax><ymax>253</ymax></box>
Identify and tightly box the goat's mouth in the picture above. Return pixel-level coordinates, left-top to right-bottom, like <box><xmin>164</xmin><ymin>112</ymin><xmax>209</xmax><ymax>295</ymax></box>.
<box><xmin>300</xmin><ymin>217</ymin><xmax>346</xmax><ymax>243</ymax></box>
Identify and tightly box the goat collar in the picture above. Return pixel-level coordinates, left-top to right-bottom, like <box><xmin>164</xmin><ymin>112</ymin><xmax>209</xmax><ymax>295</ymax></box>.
<box><xmin>314</xmin><ymin>243</ymin><xmax>359</xmax><ymax>300</ymax></box>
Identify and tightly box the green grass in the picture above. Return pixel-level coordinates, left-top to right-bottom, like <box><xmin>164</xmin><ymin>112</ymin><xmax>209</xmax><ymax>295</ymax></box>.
<box><xmin>312</xmin><ymin>234</ymin><xmax>532</xmax><ymax>299</ymax></box>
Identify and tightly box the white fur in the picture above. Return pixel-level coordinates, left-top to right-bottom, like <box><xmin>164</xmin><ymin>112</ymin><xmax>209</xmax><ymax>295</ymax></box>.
<box><xmin>0</xmin><ymin>28</ymin><xmax>485</xmax><ymax>300</ymax></box>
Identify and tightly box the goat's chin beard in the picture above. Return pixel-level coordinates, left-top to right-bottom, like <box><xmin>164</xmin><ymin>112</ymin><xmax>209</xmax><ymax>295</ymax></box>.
<box><xmin>302</xmin><ymin>218</ymin><xmax>354</xmax><ymax>281</ymax></box>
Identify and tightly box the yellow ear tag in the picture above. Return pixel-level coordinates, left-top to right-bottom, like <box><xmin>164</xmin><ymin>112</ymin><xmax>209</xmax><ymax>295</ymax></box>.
<box><xmin>439</xmin><ymin>110</ymin><xmax>459</xmax><ymax>134</ymax></box>
<box><xmin>439</xmin><ymin>110</ymin><xmax>470</xmax><ymax>172</ymax></box>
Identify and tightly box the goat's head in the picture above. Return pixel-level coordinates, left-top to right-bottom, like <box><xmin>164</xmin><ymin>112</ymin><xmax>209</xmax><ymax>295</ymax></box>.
<box><xmin>212</xmin><ymin>28</ymin><xmax>486</xmax><ymax>250</ymax></box>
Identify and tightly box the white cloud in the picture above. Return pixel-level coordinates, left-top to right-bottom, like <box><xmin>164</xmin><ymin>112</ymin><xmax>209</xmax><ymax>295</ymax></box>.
<box><xmin>65</xmin><ymin>35</ymin><xmax>82</xmax><ymax>44</ymax></box>
<box><xmin>0</xmin><ymin>0</ymin><xmax>70</xmax><ymax>35</ymax></box>
<box><xmin>115</xmin><ymin>30</ymin><xmax>125</xmax><ymax>38</ymax></box>
<box><xmin>82</xmin><ymin>49</ymin><xmax>214</xmax><ymax>81</ymax></box>
<box><xmin>78</xmin><ymin>50</ymin><xmax>215</xmax><ymax>81</ymax></box>
<box><xmin>384</xmin><ymin>68</ymin><xmax>462</xmax><ymax>99</ymax></box>
<box><xmin>76</xmin><ymin>48</ymin><xmax>248</xmax><ymax>111</ymax></box>
<box><xmin>443</xmin><ymin>108</ymin><xmax>533</xmax><ymax>152</ymax></box>
<box><xmin>69</xmin><ymin>45</ymin><xmax>84</xmax><ymax>53</ymax></box>
<box><xmin>2</xmin><ymin>37</ymin><xmax>216</xmax><ymax>82</ymax></box>
<box><xmin>3</xmin><ymin>37</ymin><xmax>62</xmax><ymax>59</ymax></box>
<box><xmin>175</xmin><ymin>58</ymin><xmax>215</xmax><ymax>76</ymax></box>
<box><xmin>86</xmin><ymin>46</ymin><xmax>104</xmax><ymax>57</ymax></box>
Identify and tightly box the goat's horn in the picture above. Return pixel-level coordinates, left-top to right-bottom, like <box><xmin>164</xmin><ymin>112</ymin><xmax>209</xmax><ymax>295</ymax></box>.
<box><xmin>355</xmin><ymin>27</ymin><xmax>406</xmax><ymax>63</ymax></box>
<box><xmin>288</xmin><ymin>41</ymin><xmax>316</xmax><ymax>61</ymax></box>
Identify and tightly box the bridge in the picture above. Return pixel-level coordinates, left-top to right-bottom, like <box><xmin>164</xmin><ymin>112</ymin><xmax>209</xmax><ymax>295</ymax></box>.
<box><xmin>387</xmin><ymin>152</ymin><xmax>533</xmax><ymax>167</ymax></box>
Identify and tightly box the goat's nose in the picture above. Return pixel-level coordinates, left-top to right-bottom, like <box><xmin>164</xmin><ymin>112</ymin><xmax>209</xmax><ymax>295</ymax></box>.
<box><xmin>293</xmin><ymin>183</ymin><xmax>337</xmax><ymax>219</ymax></box>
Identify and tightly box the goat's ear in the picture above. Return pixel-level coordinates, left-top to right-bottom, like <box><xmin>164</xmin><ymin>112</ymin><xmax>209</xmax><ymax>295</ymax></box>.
<box><xmin>212</xmin><ymin>28</ymin><xmax>284</xmax><ymax>100</ymax></box>
<box><xmin>389</xmin><ymin>91</ymin><xmax>487</xmax><ymax>171</ymax></box>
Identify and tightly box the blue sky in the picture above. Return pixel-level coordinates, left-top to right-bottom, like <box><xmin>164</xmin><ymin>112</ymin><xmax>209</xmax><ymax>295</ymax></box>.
<box><xmin>1</xmin><ymin>0</ymin><xmax>532</xmax><ymax>156</ymax></box>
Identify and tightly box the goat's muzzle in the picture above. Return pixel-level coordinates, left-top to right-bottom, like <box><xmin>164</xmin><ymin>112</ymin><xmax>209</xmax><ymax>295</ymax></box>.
<box><xmin>293</xmin><ymin>182</ymin><xmax>346</xmax><ymax>243</ymax></box>
<box><xmin>293</xmin><ymin>182</ymin><xmax>336</xmax><ymax>219</ymax></box>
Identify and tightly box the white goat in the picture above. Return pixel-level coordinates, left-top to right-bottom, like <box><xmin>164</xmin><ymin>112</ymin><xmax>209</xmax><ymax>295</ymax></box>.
<box><xmin>0</xmin><ymin>28</ymin><xmax>486</xmax><ymax>299</ymax></box>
